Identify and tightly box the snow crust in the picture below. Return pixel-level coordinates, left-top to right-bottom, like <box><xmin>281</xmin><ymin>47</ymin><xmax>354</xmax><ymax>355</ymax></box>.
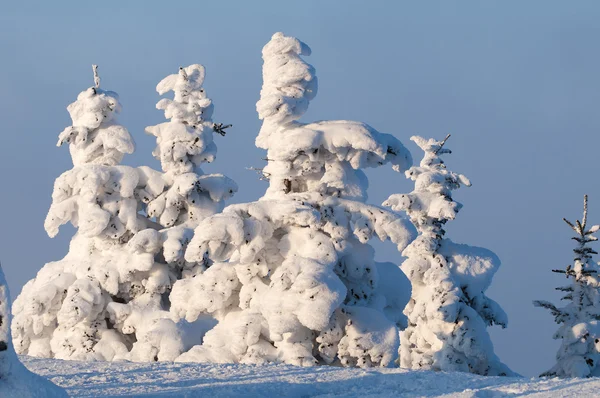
<box><xmin>22</xmin><ymin>356</ymin><xmax>600</xmax><ymax>397</ymax></box>
<box><xmin>384</xmin><ymin>136</ymin><xmax>512</xmax><ymax>376</ymax></box>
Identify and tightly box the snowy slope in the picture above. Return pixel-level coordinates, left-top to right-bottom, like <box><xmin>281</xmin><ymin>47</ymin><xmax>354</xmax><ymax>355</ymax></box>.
<box><xmin>21</xmin><ymin>357</ymin><xmax>600</xmax><ymax>397</ymax></box>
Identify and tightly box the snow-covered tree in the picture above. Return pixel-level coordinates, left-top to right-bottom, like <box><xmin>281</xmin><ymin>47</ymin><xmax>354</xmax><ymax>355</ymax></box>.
<box><xmin>103</xmin><ymin>64</ymin><xmax>239</xmax><ymax>361</ymax></box>
<box><xmin>12</xmin><ymin>66</ymin><xmax>183</xmax><ymax>362</ymax></box>
<box><xmin>534</xmin><ymin>195</ymin><xmax>600</xmax><ymax>378</ymax></box>
<box><xmin>1</xmin><ymin>265</ymin><xmax>66</xmax><ymax>397</ymax></box>
<box><xmin>170</xmin><ymin>32</ymin><xmax>416</xmax><ymax>368</ymax></box>
<box><xmin>144</xmin><ymin>64</ymin><xmax>237</xmax><ymax>272</ymax></box>
<box><xmin>384</xmin><ymin>135</ymin><xmax>513</xmax><ymax>376</ymax></box>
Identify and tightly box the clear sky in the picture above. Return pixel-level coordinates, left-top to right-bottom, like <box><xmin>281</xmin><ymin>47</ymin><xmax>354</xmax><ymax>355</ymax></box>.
<box><xmin>2</xmin><ymin>0</ymin><xmax>600</xmax><ymax>377</ymax></box>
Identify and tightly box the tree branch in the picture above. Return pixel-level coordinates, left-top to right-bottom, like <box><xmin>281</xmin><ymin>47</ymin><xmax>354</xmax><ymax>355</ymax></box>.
<box><xmin>434</xmin><ymin>134</ymin><xmax>451</xmax><ymax>155</ymax></box>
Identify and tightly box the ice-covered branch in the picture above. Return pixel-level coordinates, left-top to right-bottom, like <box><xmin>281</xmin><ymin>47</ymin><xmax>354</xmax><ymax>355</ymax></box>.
<box><xmin>433</xmin><ymin>133</ymin><xmax>451</xmax><ymax>155</ymax></box>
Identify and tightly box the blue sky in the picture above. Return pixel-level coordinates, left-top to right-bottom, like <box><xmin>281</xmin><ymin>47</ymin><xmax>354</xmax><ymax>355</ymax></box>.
<box><xmin>2</xmin><ymin>1</ymin><xmax>600</xmax><ymax>376</ymax></box>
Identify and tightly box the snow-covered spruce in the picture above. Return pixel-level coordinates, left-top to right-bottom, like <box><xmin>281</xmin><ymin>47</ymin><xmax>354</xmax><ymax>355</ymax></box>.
<box><xmin>144</xmin><ymin>64</ymin><xmax>237</xmax><ymax>270</ymax></box>
<box><xmin>12</xmin><ymin>66</ymin><xmax>184</xmax><ymax>362</ymax></box>
<box><xmin>384</xmin><ymin>135</ymin><xmax>513</xmax><ymax>376</ymax></box>
<box><xmin>534</xmin><ymin>195</ymin><xmax>600</xmax><ymax>378</ymax></box>
<box><xmin>0</xmin><ymin>265</ymin><xmax>66</xmax><ymax>397</ymax></box>
<box><xmin>170</xmin><ymin>32</ymin><xmax>415</xmax><ymax>368</ymax></box>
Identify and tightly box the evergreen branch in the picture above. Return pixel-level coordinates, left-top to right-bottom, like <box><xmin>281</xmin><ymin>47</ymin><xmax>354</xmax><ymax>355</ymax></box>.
<box><xmin>555</xmin><ymin>286</ymin><xmax>573</xmax><ymax>292</ymax></box>
<box><xmin>573</xmin><ymin>249</ymin><xmax>597</xmax><ymax>261</ymax></box>
<box><xmin>581</xmin><ymin>270</ymin><xmax>597</xmax><ymax>275</ymax></box>
<box><xmin>576</xmin><ymin>220</ymin><xmax>584</xmax><ymax>236</ymax></box>
<box><xmin>583</xmin><ymin>194</ymin><xmax>588</xmax><ymax>230</ymax></box>
<box><xmin>213</xmin><ymin>123</ymin><xmax>232</xmax><ymax>136</ymax></box>
<box><xmin>433</xmin><ymin>134</ymin><xmax>451</xmax><ymax>155</ymax></box>
<box><xmin>574</xmin><ymin>247</ymin><xmax>597</xmax><ymax>254</ymax></box>
<box><xmin>552</xmin><ymin>266</ymin><xmax>578</xmax><ymax>278</ymax></box>
<box><xmin>589</xmin><ymin>224</ymin><xmax>600</xmax><ymax>233</ymax></box>
<box><xmin>572</xmin><ymin>236</ymin><xmax>597</xmax><ymax>244</ymax></box>
<box><xmin>246</xmin><ymin>167</ymin><xmax>270</xmax><ymax>181</ymax></box>
<box><xmin>564</xmin><ymin>218</ymin><xmax>577</xmax><ymax>232</ymax></box>
<box><xmin>533</xmin><ymin>300</ymin><xmax>563</xmax><ymax>317</ymax></box>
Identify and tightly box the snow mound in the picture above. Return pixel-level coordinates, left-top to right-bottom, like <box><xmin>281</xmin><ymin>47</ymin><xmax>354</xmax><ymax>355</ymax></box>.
<box><xmin>0</xmin><ymin>266</ymin><xmax>66</xmax><ymax>397</ymax></box>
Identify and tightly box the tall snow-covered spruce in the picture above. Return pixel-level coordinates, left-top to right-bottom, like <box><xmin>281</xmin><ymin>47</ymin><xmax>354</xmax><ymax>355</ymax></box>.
<box><xmin>144</xmin><ymin>64</ymin><xmax>237</xmax><ymax>274</ymax></box>
<box><xmin>105</xmin><ymin>64</ymin><xmax>238</xmax><ymax>362</ymax></box>
<box><xmin>12</xmin><ymin>66</ymin><xmax>185</xmax><ymax>362</ymax></box>
<box><xmin>384</xmin><ymin>135</ymin><xmax>513</xmax><ymax>376</ymax></box>
<box><xmin>534</xmin><ymin>195</ymin><xmax>600</xmax><ymax>378</ymax></box>
<box><xmin>1</xmin><ymin>264</ymin><xmax>66</xmax><ymax>397</ymax></box>
<box><xmin>170</xmin><ymin>32</ymin><xmax>416</xmax><ymax>368</ymax></box>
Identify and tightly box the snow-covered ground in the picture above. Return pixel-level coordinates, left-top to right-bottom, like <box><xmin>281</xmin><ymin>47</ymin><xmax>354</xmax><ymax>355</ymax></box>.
<box><xmin>21</xmin><ymin>357</ymin><xmax>600</xmax><ymax>397</ymax></box>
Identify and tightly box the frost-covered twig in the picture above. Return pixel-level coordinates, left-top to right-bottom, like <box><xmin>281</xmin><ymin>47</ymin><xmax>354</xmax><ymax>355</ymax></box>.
<box><xmin>433</xmin><ymin>133</ymin><xmax>451</xmax><ymax>155</ymax></box>
<box><xmin>92</xmin><ymin>64</ymin><xmax>100</xmax><ymax>88</ymax></box>
<box><xmin>213</xmin><ymin>123</ymin><xmax>232</xmax><ymax>136</ymax></box>
<box><xmin>533</xmin><ymin>300</ymin><xmax>562</xmax><ymax>317</ymax></box>
<box><xmin>583</xmin><ymin>194</ymin><xmax>588</xmax><ymax>230</ymax></box>
<box><xmin>246</xmin><ymin>166</ymin><xmax>270</xmax><ymax>181</ymax></box>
